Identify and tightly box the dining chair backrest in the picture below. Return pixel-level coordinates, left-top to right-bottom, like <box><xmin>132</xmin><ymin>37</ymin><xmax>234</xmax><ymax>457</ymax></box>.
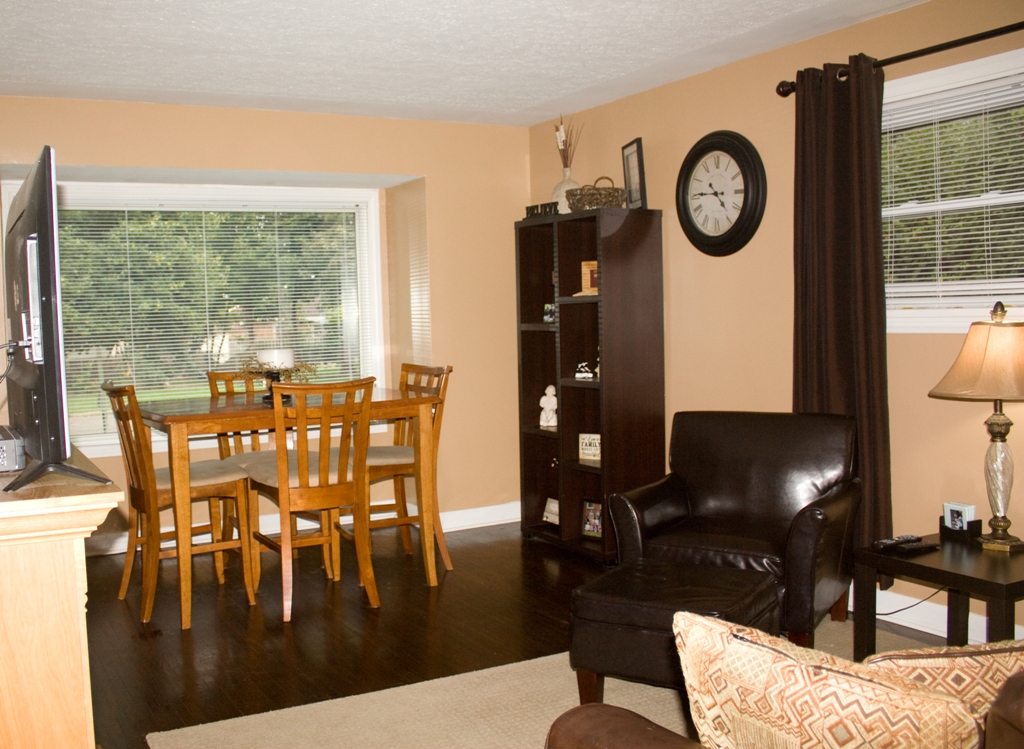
<box><xmin>394</xmin><ymin>364</ymin><xmax>452</xmax><ymax>449</ymax></box>
<box><xmin>271</xmin><ymin>377</ymin><xmax>376</xmax><ymax>510</ymax></box>
<box><xmin>101</xmin><ymin>380</ymin><xmax>159</xmax><ymax>512</ymax></box>
<box><xmin>207</xmin><ymin>370</ymin><xmax>271</xmax><ymax>460</ymax></box>
<box><xmin>207</xmin><ymin>371</ymin><xmax>268</xmax><ymax>396</ymax></box>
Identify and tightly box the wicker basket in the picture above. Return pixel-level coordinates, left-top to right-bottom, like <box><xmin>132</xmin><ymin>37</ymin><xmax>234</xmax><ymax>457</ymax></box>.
<box><xmin>566</xmin><ymin>176</ymin><xmax>626</xmax><ymax>211</ymax></box>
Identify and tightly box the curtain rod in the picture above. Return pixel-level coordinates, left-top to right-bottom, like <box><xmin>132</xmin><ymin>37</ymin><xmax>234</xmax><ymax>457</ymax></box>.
<box><xmin>776</xmin><ymin>19</ymin><xmax>1024</xmax><ymax>97</ymax></box>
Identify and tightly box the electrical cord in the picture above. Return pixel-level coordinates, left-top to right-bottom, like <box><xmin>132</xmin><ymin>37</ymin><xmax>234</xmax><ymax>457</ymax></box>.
<box><xmin>876</xmin><ymin>590</ymin><xmax>946</xmax><ymax>618</ymax></box>
<box><xmin>0</xmin><ymin>341</ymin><xmax>31</xmax><ymax>388</ymax></box>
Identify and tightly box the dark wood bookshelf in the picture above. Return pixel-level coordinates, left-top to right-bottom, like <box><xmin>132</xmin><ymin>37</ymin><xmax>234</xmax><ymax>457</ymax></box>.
<box><xmin>515</xmin><ymin>208</ymin><xmax>666</xmax><ymax>562</ymax></box>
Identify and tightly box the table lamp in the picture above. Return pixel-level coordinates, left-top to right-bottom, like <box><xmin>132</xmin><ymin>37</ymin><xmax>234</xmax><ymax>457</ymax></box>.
<box><xmin>929</xmin><ymin>302</ymin><xmax>1024</xmax><ymax>552</ymax></box>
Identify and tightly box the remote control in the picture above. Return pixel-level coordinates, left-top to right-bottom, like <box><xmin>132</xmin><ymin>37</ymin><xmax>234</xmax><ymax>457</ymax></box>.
<box><xmin>892</xmin><ymin>540</ymin><xmax>940</xmax><ymax>555</ymax></box>
<box><xmin>872</xmin><ymin>534</ymin><xmax>922</xmax><ymax>552</ymax></box>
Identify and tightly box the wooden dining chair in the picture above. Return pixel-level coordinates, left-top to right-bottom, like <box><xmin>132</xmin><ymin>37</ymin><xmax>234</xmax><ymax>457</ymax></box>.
<box><xmin>246</xmin><ymin>377</ymin><xmax>377</xmax><ymax>621</ymax></box>
<box><xmin>101</xmin><ymin>381</ymin><xmax>255</xmax><ymax>623</ymax></box>
<box><xmin>364</xmin><ymin>363</ymin><xmax>454</xmax><ymax>573</ymax></box>
<box><xmin>207</xmin><ymin>370</ymin><xmax>271</xmax><ymax>466</ymax></box>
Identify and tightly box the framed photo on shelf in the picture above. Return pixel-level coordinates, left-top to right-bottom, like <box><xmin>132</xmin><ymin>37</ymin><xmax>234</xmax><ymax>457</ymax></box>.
<box><xmin>573</xmin><ymin>260</ymin><xmax>598</xmax><ymax>296</ymax></box>
<box><xmin>543</xmin><ymin>497</ymin><xmax>560</xmax><ymax>525</ymax></box>
<box><xmin>578</xmin><ymin>433</ymin><xmax>601</xmax><ymax>466</ymax></box>
<box><xmin>582</xmin><ymin>501</ymin><xmax>603</xmax><ymax>537</ymax></box>
<box><xmin>622</xmin><ymin>137</ymin><xmax>647</xmax><ymax>209</ymax></box>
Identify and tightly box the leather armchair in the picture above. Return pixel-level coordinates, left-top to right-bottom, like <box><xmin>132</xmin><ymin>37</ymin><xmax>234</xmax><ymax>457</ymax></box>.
<box><xmin>609</xmin><ymin>411</ymin><xmax>861</xmax><ymax>645</ymax></box>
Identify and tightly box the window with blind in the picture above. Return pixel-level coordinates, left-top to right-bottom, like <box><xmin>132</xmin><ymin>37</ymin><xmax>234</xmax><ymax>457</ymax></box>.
<box><xmin>883</xmin><ymin>48</ymin><xmax>1024</xmax><ymax>333</ymax></box>
<box><xmin>45</xmin><ymin>183</ymin><xmax>384</xmax><ymax>443</ymax></box>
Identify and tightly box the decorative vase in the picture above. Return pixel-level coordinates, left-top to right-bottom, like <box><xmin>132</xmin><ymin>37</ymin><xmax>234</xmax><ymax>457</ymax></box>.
<box><xmin>551</xmin><ymin>167</ymin><xmax>579</xmax><ymax>214</ymax></box>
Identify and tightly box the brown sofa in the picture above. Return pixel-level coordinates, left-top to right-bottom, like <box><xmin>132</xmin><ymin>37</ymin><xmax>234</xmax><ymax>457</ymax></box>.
<box><xmin>547</xmin><ymin>612</ymin><xmax>1024</xmax><ymax>749</ymax></box>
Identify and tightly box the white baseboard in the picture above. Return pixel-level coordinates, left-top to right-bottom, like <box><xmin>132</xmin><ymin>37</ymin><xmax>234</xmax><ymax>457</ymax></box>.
<box><xmin>873</xmin><ymin>586</ymin><xmax>1024</xmax><ymax>643</ymax></box>
<box><xmin>85</xmin><ymin>500</ymin><xmax>524</xmax><ymax>558</ymax></box>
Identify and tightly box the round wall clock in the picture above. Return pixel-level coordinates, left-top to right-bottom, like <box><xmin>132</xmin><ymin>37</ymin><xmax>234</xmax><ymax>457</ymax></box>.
<box><xmin>675</xmin><ymin>130</ymin><xmax>767</xmax><ymax>257</ymax></box>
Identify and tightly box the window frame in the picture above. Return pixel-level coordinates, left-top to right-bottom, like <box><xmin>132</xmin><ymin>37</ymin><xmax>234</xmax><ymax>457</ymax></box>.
<box><xmin>883</xmin><ymin>47</ymin><xmax>1024</xmax><ymax>334</ymax></box>
<box><xmin>0</xmin><ymin>179</ymin><xmax>387</xmax><ymax>457</ymax></box>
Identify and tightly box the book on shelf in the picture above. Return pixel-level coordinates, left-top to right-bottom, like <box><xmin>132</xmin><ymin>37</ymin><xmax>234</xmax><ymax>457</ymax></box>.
<box><xmin>582</xmin><ymin>501</ymin><xmax>602</xmax><ymax>538</ymax></box>
<box><xmin>543</xmin><ymin>498</ymin><xmax>560</xmax><ymax>525</ymax></box>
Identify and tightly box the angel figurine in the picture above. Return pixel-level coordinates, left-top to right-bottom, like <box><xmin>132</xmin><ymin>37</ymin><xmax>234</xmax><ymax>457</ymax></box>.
<box><xmin>539</xmin><ymin>385</ymin><xmax>558</xmax><ymax>428</ymax></box>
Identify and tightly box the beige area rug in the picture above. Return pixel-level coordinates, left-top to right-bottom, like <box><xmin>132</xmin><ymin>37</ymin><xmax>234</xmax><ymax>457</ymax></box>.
<box><xmin>146</xmin><ymin>619</ymin><xmax>928</xmax><ymax>749</ymax></box>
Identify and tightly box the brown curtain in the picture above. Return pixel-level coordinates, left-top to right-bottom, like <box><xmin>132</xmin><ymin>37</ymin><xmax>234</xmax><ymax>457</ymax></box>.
<box><xmin>793</xmin><ymin>54</ymin><xmax>892</xmax><ymax>552</ymax></box>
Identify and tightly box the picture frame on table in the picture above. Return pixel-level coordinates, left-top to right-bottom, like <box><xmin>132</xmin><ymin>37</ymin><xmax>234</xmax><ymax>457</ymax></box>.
<box><xmin>622</xmin><ymin>137</ymin><xmax>647</xmax><ymax>209</ymax></box>
<box><xmin>943</xmin><ymin>501</ymin><xmax>975</xmax><ymax>530</ymax></box>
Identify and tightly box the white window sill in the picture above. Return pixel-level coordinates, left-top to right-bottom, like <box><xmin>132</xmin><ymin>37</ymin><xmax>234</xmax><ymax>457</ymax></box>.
<box><xmin>886</xmin><ymin>306</ymin><xmax>1023</xmax><ymax>334</ymax></box>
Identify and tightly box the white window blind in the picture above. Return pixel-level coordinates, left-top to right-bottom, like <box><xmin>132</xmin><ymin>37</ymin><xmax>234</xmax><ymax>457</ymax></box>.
<box><xmin>46</xmin><ymin>183</ymin><xmax>384</xmax><ymax>442</ymax></box>
<box><xmin>883</xmin><ymin>49</ymin><xmax>1024</xmax><ymax>333</ymax></box>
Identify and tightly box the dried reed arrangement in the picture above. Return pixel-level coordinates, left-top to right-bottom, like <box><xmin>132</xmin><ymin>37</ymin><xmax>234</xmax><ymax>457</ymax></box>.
<box><xmin>555</xmin><ymin>115</ymin><xmax>582</xmax><ymax>169</ymax></box>
<box><xmin>237</xmin><ymin>354</ymin><xmax>317</xmax><ymax>383</ymax></box>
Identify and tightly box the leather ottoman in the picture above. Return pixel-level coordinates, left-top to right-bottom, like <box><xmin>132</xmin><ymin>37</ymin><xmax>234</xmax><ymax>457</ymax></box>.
<box><xmin>569</xmin><ymin>558</ymin><xmax>780</xmax><ymax>699</ymax></box>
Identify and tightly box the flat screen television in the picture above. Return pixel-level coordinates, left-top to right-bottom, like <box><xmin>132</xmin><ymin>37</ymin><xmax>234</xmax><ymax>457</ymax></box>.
<box><xmin>3</xmin><ymin>146</ymin><xmax>107</xmax><ymax>491</ymax></box>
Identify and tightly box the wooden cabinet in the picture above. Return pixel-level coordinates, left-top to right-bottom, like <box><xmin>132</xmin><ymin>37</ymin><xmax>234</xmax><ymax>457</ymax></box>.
<box><xmin>515</xmin><ymin>208</ymin><xmax>665</xmax><ymax>562</ymax></box>
<box><xmin>0</xmin><ymin>449</ymin><xmax>120</xmax><ymax>748</ymax></box>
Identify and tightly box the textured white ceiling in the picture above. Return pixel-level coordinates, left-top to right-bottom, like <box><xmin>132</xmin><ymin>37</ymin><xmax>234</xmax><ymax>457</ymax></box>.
<box><xmin>0</xmin><ymin>0</ymin><xmax>923</xmax><ymax>126</ymax></box>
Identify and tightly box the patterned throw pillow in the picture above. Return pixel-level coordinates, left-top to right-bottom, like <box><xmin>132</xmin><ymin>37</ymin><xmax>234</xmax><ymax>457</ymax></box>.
<box><xmin>673</xmin><ymin>611</ymin><xmax>985</xmax><ymax>749</ymax></box>
<box><xmin>867</xmin><ymin>640</ymin><xmax>1024</xmax><ymax>715</ymax></box>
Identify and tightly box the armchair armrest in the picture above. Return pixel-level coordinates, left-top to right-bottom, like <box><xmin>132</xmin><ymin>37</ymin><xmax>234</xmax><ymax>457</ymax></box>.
<box><xmin>784</xmin><ymin>479</ymin><xmax>862</xmax><ymax>633</ymax></box>
<box><xmin>609</xmin><ymin>473</ymin><xmax>689</xmax><ymax>562</ymax></box>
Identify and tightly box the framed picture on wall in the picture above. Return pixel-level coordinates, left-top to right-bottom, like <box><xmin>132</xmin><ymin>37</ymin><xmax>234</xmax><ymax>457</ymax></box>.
<box><xmin>622</xmin><ymin>137</ymin><xmax>647</xmax><ymax>209</ymax></box>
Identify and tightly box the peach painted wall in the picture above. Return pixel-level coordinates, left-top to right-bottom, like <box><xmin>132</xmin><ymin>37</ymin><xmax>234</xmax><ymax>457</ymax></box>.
<box><xmin>0</xmin><ymin>100</ymin><xmax>530</xmax><ymax>529</ymax></box>
<box><xmin>529</xmin><ymin>0</ymin><xmax>1024</xmax><ymax>614</ymax></box>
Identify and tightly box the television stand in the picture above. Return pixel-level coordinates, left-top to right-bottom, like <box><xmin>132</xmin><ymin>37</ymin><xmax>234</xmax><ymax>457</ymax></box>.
<box><xmin>3</xmin><ymin>458</ymin><xmax>111</xmax><ymax>493</ymax></box>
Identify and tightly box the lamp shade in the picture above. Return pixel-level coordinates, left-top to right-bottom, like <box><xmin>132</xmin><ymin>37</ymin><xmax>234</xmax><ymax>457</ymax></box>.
<box><xmin>256</xmin><ymin>348</ymin><xmax>295</xmax><ymax>370</ymax></box>
<box><xmin>929</xmin><ymin>319</ymin><xmax>1024</xmax><ymax>402</ymax></box>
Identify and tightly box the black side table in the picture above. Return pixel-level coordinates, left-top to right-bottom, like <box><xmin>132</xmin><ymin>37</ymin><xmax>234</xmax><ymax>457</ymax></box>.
<box><xmin>854</xmin><ymin>533</ymin><xmax>1024</xmax><ymax>661</ymax></box>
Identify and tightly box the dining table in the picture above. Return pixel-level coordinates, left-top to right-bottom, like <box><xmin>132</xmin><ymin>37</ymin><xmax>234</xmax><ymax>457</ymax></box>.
<box><xmin>138</xmin><ymin>386</ymin><xmax>442</xmax><ymax>629</ymax></box>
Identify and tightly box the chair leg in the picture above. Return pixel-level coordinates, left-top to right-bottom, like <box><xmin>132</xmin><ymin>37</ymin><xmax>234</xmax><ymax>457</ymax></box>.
<box><xmin>235</xmin><ymin>480</ymin><xmax>255</xmax><ymax>606</ymax></box>
<box><xmin>393</xmin><ymin>476</ymin><xmax>413</xmax><ymax>555</ymax></box>
<box><xmin>222</xmin><ymin>497</ymin><xmax>235</xmax><ymax>544</ymax></box>
<box><xmin>787</xmin><ymin>630</ymin><xmax>813</xmax><ymax>648</ymax></box>
<box><xmin>281</xmin><ymin>507</ymin><xmax>294</xmax><ymax>623</ymax></box>
<box><xmin>354</xmin><ymin>483</ymin><xmax>380</xmax><ymax>608</ymax></box>
<box><xmin>576</xmin><ymin>670</ymin><xmax>605</xmax><ymax>704</ymax></box>
<box><xmin>209</xmin><ymin>498</ymin><xmax>225</xmax><ymax>584</ymax></box>
<box><xmin>118</xmin><ymin>505</ymin><xmax>140</xmax><ymax>600</ymax></box>
<box><xmin>329</xmin><ymin>508</ymin><xmax>342</xmax><ymax>582</ymax></box>
<box><xmin>290</xmin><ymin>515</ymin><xmax>299</xmax><ymax>558</ymax></box>
<box><xmin>319</xmin><ymin>511</ymin><xmax>334</xmax><ymax>578</ymax></box>
<box><xmin>830</xmin><ymin>589</ymin><xmax>850</xmax><ymax>622</ymax></box>
<box><xmin>249</xmin><ymin>486</ymin><xmax>262</xmax><ymax>594</ymax></box>
<box><xmin>139</xmin><ymin>513</ymin><xmax>162</xmax><ymax>624</ymax></box>
<box><xmin>432</xmin><ymin>491</ymin><xmax>453</xmax><ymax>572</ymax></box>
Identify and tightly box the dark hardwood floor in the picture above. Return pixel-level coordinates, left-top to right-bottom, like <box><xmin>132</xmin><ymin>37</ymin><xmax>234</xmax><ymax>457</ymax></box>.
<box><xmin>86</xmin><ymin>522</ymin><xmax>607</xmax><ymax>749</ymax></box>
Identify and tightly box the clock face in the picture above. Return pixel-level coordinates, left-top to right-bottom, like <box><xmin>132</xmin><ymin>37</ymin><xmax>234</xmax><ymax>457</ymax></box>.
<box><xmin>675</xmin><ymin>131</ymin><xmax>767</xmax><ymax>257</ymax></box>
<box><xmin>685</xmin><ymin>150</ymin><xmax>746</xmax><ymax>237</ymax></box>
